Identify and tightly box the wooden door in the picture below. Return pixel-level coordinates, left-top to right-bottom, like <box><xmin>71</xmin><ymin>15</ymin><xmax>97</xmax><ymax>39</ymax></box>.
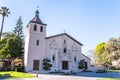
<box><xmin>62</xmin><ymin>61</ymin><xmax>68</xmax><ymax>70</ymax></box>
<box><xmin>33</xmin><ymin>60</ymin><xmax>39</xmax><ymax>70</ymax></box>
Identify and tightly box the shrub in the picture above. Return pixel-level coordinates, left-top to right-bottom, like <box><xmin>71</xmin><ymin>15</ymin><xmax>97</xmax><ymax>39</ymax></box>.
<box><xmin>42</xmin><ymin>58</ymin><xmax>52</xmax><ymax>70</ymax></box>
<box><xmin>15</xmin><ymin>66</ymin><xmax>24</xmax><ymax>72</ymax></box>
<box><xmin>96</xmin><ymin>69</ymin><xmax>106</xmax><ymax>73</ymax></box>
<box><xmin>78</xmin><ymin>59</ymin><xmax>88</xmax><ymax>70</ymax></box>
<box><xmin>82</xmin><ymin>69</ymin><xmax>92</xmax><ymax>72</ymax></box>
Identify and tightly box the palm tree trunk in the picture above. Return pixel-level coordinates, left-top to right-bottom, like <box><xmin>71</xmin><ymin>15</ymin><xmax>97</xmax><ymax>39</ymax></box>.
<box><xmin>0</xmin><ymin>16</ymin><xmax>5</xmax><ymax>40</ymax></box>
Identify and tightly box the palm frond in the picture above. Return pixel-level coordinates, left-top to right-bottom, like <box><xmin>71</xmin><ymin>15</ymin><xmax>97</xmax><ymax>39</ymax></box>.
<box><xmin>0</xmin><ymin>7</ymin><xmax>10</xmax><ymax>17</ymax></box>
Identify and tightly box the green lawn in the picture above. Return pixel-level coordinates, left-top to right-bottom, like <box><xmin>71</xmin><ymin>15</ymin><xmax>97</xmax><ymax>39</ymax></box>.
<box><xmin>0</xmin><ymin>71</ymin><xmax>35</xmax><ymax>78</ymax></box>
<box><xmin>108</xmin><ymin>70</ymin><xmax>120</xmax><ymax>72</ymax></box>
<box><xmin>100</xmin><ymin>78</ymin><xmax>120</xmax><ymax>80</ymax></box>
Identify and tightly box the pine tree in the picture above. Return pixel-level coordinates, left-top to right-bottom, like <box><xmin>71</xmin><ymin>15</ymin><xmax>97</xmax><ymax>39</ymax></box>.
<box><xmin>13</xmin><ymin>16</ymin><xmax>23</xmax><ymax>38</ymax></box>
<box><xmin>13</xmin><ymin>16</ymin><xmax>24</xmax><ymax>59</ymax></box>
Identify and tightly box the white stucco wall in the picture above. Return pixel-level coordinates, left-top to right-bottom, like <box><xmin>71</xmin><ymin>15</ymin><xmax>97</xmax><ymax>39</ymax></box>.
<box><xmin>46</xmin><ymin>34</ymin><xmax>88</xmax><ymax>72</ymax></box>
<box><xmin>81</xmin><ymin>54</ymin><xmax>91</xmax><ymax>70</ymax></box>
<box><xmin>24</xmin><ymin>22</ymin><xmax>46</xmax><ymax>72</ymax></box>
<box><xmin>24</xmin><ymin>18</ymin><xmax>91</xmax><ymax>73</ymax></box>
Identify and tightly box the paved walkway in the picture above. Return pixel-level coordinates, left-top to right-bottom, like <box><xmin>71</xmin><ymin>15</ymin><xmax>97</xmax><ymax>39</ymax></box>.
<box><xmin>76</xmin><ymin>72</ymin><xmax>120</xmax><ymax>78</ymax></box>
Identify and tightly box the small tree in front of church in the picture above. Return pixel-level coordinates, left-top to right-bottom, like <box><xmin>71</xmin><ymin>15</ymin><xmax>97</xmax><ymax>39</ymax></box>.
<box><xmin>78</xmin><ymin>59</ymin><xmax>87</xmax><ymax>70</ymax></box>
<box><xmin>42</xmin><ymin>58</ymin><xmax>52</xmax><ymax>70</ymax></box>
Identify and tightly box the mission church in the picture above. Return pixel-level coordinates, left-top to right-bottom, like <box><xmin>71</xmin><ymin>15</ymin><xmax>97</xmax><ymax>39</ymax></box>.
<box><xmin>24</xmin><ymin>10</ymin><xmax>91</xmax><ymax>73</ymax></box>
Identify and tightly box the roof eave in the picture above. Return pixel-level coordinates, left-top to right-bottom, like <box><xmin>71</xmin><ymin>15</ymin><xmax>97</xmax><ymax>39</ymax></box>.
<box><xmin>82</xmin><ymin>54</ymin><xmax>91</xmax><ymax>60</ymax></box>
<box><xmin>30</xmin><ymin>21</ymin><xmax>47</xmax><ymax>26</ymax></box>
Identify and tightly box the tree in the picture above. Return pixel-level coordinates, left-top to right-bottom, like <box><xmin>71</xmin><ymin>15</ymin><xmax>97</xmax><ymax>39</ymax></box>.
<box><xmin>0</xmin><ymin>34</ymin><xmax>22</xmax><ymax>59</ymax></box>
<box><xmin>13</xmin><ymin>16</ymin><xmax>23</xmax><ymax>38</ymax></box>
<box><xmin>78</xmin><ymin>59</ymin><xmax>87</xmax><ymax>70</ymax></box>
<box><xmin>0</xmin><ymin>33</ymin><xmax>22</xmax><ymax>70</ymax></box>
<box><xmin>0</xmin><ymin>16</ymin><xmax>24</xmax><ymax>70</ymax></box>
<box><xmin>94</xmin><ymin>37</ymin><xmax>120</xmax><ymax>64</ymax></box>
<box><xmin>42</xmin><ymin>58</ymin><xmax>52</xmax><ymax>70</ymax></box>
<box><xmin>0</xmin><ymin>7</ymin><xmax>10</xmax><ymax>40</ymax></box>
<box><xmin>13</xmin><ymin>16</ymin><xmax>24</xmax><ymax>57</ymax></box>
<box><xmin>94</xmin><ymin>42</ymin><xmax>106</xmax><ymax>64</ymax></box>
<box><xmin>105</xmin><ymin>38</ymin><xmax>120</xmax><ymax>61</ymax></box>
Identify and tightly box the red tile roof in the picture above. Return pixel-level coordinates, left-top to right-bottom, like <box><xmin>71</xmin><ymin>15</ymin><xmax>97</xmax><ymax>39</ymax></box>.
<box><xmin>29</xmin><ymin>9</ymin><xmax>47</xmax><ymax>25</ymax></box>
<box><xmin>30</xmin><ymin>15</ymin><xmax>46</xmax><ymax>25</ymax></box>
<box><xmin>32</xmin><ymin>15</ymin><xmax>43</xmax><ymax>23</ymax></box>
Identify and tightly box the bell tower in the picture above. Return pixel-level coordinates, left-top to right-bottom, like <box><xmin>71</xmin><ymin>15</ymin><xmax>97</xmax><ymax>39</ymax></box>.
<box><xmin>26</xmin><ymin>9</ymin><xmax>47</xmax><ymax>37</ymax></box>
<box><xmin>24</xmin><ymin>9</ymin><xmax>47</xmax><ymax>72</ymax></box>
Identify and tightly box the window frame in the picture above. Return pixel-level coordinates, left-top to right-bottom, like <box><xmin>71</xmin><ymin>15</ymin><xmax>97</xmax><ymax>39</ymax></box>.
<box><xmin>52</xmin><ymin>55</ymin><xmax>55</xmax><ymax>61</ymax></box>
<box><xmin>36</xmin><ymin>40</ymin><xmax>39</xmax><ymax>46</ymax></box>
<box><xmin>64</xmin><ymin>40</ymin><xmax>66</xmax><ymax>44</ymax></box>
<box><xmin>40</xmin><ymin>26</ymin><xmax>43</xmax><ymax>32</ymax></box>
<box><xmin>64</xmin><ymin>48</ymin><xmax>67</xmax><ymax>53</ymax></box>
<box><xmin>74</xmin><ymin>56</ymin><xmax>76</xmax><ymax>62</ymax></box>
<box><xmin>34</xmin><ymin>25</ymin><xmax>37</xmax><ymax>31</ymax></box>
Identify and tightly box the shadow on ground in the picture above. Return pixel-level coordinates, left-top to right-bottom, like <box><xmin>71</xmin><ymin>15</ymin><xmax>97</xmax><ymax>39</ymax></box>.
<box><xmin>76</xmin><ymin>72</ymin><xmax>120</xmax><ymax>78</ymax></box>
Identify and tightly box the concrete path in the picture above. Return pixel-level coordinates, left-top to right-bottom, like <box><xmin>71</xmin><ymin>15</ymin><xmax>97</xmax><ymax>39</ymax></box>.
<box><xmin>76</xmin><ymin>72</ymin><xmax>120</xmax><ymax>78</ymax></box>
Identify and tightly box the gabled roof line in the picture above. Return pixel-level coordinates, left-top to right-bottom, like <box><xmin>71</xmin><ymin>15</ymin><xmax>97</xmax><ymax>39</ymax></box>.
<box><xmin>46</xmin><ymin>33</ymin><xmax>83</xmax><ymax>46</ymax></box>
<box><xmin>82</xmin><ymin>53</ymin><xmax>91</xmax><ymax>60</ymax></box>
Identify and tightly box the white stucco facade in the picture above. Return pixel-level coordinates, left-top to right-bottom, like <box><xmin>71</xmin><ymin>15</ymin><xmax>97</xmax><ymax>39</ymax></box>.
<box><xmin>24</xmin><ymin>10</ymin><xmax>91</xmax><ymax>73</ymax></box>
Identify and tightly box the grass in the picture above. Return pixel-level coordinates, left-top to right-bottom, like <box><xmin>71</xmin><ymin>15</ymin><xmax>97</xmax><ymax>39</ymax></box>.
<box><xmin>99</xmin><ymin>78</ymin><xmax>120</xmax><ymax>80</ymax></box>
<box><xmin>0</xmin><ymin>71</ymin><xmax>35</xmax><ymax>78</ymax></box>
<box><xmin>108</xmin><ymin>70</ymin><xmax>120</xmax><ymax>72</ymax></box>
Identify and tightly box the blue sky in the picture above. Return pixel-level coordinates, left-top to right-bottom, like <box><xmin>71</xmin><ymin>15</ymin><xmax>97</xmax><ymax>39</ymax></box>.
<box><xmin>0</xmin><ymin>0</ymin><xmax>120</xmax><ymax>54</ymax></box>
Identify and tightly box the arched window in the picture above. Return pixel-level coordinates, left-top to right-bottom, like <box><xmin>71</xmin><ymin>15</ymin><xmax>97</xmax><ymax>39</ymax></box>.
<box><xmin>40</xmin><ymin>26</ymin><xmax>43</xmax><ymax>32</ymax></box>
<box><xmin>64</xmin><ymin>40</ymin><xmax>66</xmax><ymax>44</ymax></box>
<box><xmin>64</xmin><ymin>48</ymin><xmax>67</xmax><ymax>53</ymax></box>
<box><xmin>36</xmin><ymin>40</ymin><xmax>39</xmax><ymax>46</ymax></box>
<box><xmin>74</xmin><ymin>56</ymin><xmax>76</xmax><ymax>62</ymax></box>
<box><xmin>52</xmin><ymin>55</ymin><xmax>55</xmax><ymax>61</ymax></box>
<box><xmin>34</xmin><ymin>25</ymin><xmax>37</xmax><ymax>31</ymax></box>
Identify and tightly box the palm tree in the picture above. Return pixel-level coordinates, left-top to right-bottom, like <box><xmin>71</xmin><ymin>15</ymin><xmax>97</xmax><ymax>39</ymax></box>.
<box><xmin>0</xmin><ymin>7</ymin><xmax>10</xmax><ymax>40</ymax></box>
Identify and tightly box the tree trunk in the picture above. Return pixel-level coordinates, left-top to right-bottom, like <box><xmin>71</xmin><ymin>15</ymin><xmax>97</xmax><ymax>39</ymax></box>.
<box><xmin>0</xmin><ymin>16</ymin><xmax>5</xmax><ymax>40</ymax></box>
<box><xmin>11</xmin><ymin>59</ymin><xmax>15</xmax><ymax>70</ymax></box>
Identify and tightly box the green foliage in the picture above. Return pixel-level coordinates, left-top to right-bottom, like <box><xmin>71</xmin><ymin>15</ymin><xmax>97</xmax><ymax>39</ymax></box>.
<box><xmin>0</xmin><ymin>7</ymin><xmax>10</xmax><ymax>17</ymax></box>
<box><xmin>0</xmin><ymin>34</ymin><xmax>22</xmax><ymax>59</ymax></box>
<box><xmin>42</xmin><ymin>58</ymin><xmax>52</xmax><ymax>70</ymax></box>
<box><xmin>100</xmin><ymin>78</ymin><xmax>120</xmax><ymax>80</ymax></box>
<box><xmin>13</xmin><ymin>16</ymin><xmax>23</xmax><ymax>38</ymax></box>
<box><xmin>0</xmin><ymin>16</ymin><xmax>24</xmax><ymax>71</ymax></box>
<box><xmin>78</xmin><ymin>59</ymin><xmax>87</xmax><ymax>70</ymax></box>
<box><xmin>94</xmin><ymin>42</ymin><xmax>106</xmax><ymax>64</ymax></box>
<box><xmin>105</xmin><ymin>38</ymin><xmax>120</xmax><ymax>60</ymax></box>
<box><xmin>0</xmin><ymin>16</ymin><xmax>24</xmax><ymax>59</ymax></box>
<box><xmin>13</xmin><ymin>16</ymin><xmax>24</xmax><ymax>55</ymax></box>
<box><xmin>0</xmin><ymin>7</ymin><xmax>10</xmax><ymax>39</ymax></box>
<box><xmin>94</xmin><ymin>42</ymin><xmax>105</xmax><ymax>55</ymax></box>
<box><xmin>94</xmin><ymin>37</ymin><xmax>120</xmax><ymax>64</ymax></box>
<box><xmin>14</xmin><ymin>66</ymin><xmax>25</xmax><ymax>72</ymax></box>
